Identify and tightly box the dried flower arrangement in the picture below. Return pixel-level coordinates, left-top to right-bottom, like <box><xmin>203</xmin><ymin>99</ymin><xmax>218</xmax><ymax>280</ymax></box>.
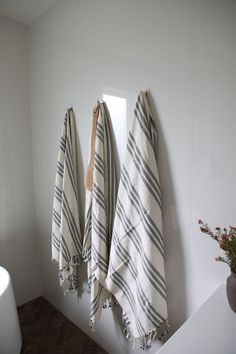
<box><xmin>198</xmin><ymin>220</ymin><xmax>236</xmax><ymax>274</ymax></box>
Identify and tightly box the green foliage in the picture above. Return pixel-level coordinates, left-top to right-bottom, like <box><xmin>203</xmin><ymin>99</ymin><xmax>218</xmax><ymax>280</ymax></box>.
<box><xmin>199</xmin><ymin>220</ymin><xmax>236</xmax><ymax>273</ymax></box>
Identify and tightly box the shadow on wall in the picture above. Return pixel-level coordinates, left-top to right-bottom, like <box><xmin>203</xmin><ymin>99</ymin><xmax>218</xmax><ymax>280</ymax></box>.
<box><xmin>149</xmin><ymin>93</ymin><xmax>187</xmax><ymax>340</ymax></box>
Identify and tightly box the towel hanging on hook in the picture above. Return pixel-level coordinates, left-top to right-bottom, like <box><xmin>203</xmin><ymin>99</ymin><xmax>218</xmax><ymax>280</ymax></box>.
<box><xmin>51</xmin><ymin>108</ymin><xmax>82</xmax><ymax>294</ymax></box>
<box><xmin>83</xmin><ymin>101</ymin><xmax>118</xmax><ymax>329</ymax></box>
<box><xmin>106</xmin><ymin>91</ymin><xmax>169</xmax><ymax>349</ymax></box>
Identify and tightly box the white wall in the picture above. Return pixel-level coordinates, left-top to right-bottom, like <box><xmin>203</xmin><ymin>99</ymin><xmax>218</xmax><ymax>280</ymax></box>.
<box><xmin>28</xmin><ymin>0</ymin><xmax>236</xmax><ymax>353</ymax></box>
<box><xmin>0</xmin><ymin>16</ymin><xmax>42</xmax><ymax>305</ymax></box>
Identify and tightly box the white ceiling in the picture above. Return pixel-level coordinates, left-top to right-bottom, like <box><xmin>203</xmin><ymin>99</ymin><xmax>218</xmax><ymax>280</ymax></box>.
<box><xmin>0</xmin><ymin>0</ymin><xmax>60</xmax><ymax>25</ymax></box>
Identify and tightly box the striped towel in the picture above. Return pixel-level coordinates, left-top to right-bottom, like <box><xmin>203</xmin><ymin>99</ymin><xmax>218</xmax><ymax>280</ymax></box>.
<box><xmin>83</xmin><ymin>102</ymin><xmax>117</xmax><ymax>328</ymax></box>
<box><xmin>52</xmin><ymin>108</ymin><xmax>82</xmax><ymax>293</ymax></box>
<box><xmin>106</xmin><ymin>91</ymin><xmax>168</xmax><ymax>349</ymax></box>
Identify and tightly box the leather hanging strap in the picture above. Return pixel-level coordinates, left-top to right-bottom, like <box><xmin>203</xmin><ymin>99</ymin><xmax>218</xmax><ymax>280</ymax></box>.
<box><xmin>84</xmin><ymin>105</ymin><xmax>100</xmax><ymax>191</ymax></box>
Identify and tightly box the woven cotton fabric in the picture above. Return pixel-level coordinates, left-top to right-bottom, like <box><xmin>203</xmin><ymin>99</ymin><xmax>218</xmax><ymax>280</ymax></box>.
<box><xmin>106</xmin><ymin>92</ymin><xmax>168</xmax><ymax>349</ymax></box>
<box><xmin>83</xmin><ymin>102</ymin><xmax>117</xmax><ymax>328</ymax></box>
<box><xmin>52</xmin><ymin>108</ymin><xmax>82</xmax><ymax>293</ymax></box>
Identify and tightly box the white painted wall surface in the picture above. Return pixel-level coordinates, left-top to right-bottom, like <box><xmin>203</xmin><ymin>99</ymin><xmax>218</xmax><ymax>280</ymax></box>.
<box><xmin>0</xmin><ymin>16</ymin><xmax>42</xmax><ymax>305</ymax></box>
<box><xmin>28</xmin><ymin>0</ymin><xmax>236</xmax><ymax>353</ymax></box>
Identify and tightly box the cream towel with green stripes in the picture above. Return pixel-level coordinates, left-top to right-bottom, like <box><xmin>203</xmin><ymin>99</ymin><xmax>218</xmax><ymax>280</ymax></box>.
<box><xmin>106</xmin><ymin>92</ymin><xmax>169</xmax><ymax>349</ymax></box>
<box><xmin>83</xmin><ymin>102</ymin><xmax>117</xmax><ymax>328</ymax></box>
<box><xmin>52</xmin><ymin>108</ymin><xmax>82</xmax><ymax>293</ymax></box>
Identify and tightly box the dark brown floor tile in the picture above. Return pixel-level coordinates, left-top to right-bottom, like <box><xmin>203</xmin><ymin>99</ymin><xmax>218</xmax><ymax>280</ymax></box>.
<box><xmin>18</xmin><ymin>297</ymin><xmax>107</xmax><ymax>354</ymax></box>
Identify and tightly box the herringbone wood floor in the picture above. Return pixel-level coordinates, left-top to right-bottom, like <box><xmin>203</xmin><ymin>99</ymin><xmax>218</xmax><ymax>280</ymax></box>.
<box><xmin>18</xmin><ymin>297</ymin><xmax>107</xmax><ymax>354</ymax></box>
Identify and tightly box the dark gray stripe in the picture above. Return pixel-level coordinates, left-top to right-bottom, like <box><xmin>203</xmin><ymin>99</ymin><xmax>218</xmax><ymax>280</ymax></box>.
<box><xmin>52</xmin><ymin>232</ymin><xmax>68</xmax><ymax>262</ymax></box>
<box><xmin>93</xmin><ymin>184</ymin><xmax>106</xmax><ymax>210</ymax></box>
<box><xmin>91</xmin><ymin>246</ymin><xmax>108</xmax><ymax>273</ymax></box>
<box><xmin>111</xmin><ymin>271</ymin><xmax>146</xmax><ymax>336</ymax></box>
<box><xmin>94</xmin><ymin>159</ymin><xmax>104</xmax><ymax>177</ymax></box>
<box><xmin>121</xmin><ymin>172</ymin><xmax>164</xmax><ymax>257</ymax></box>
<box><xmin>84</xmin><ymin>204</ymin><xmax>92</xmax><ymax>236</ymax></box>
<box><xmin>136</xmin><ymin>283</ymin><xmax>162</xmax><ymax>328</ymax></box>
<box><xmin>65</xmin><ymin>153</ymin><xmax>77</xmax><ymax>197</ymax></box>
<box><xmin>54</xmin><ymin>185</ymin><xmax>62</xmax><ymax>203</ymax></box>
<box><xmin>92</xmin><ymin>213</ymin><xmax>108</xmax><ymax>245</ymax></box>
<box><xmin>127</xmin><ymin>139</ymin><xmax>161</xmax><ymax>209</ymax></box>
<box><xmin>62</xmin><ymin>191</ymin><xmax>82</xmax><ymax>247</ymax></box>
<box><xmin>62</xmin><ymin>192</ymin><xmax>82</xmax><ymax>254</ymax></box>
<box><xmin>60</xmin><ymin>235</ymin><xmax>71</xmax><ymax>261</ymax></box>
<box><xmin>92</xmin><ymin>193</ymin><xmax>105</xmax><ymax>211</ymax></box>
<box><xmin>52</xmin><ymin>232</ymin><xmax>60</xmax><ymax>252</ymax></box>
<box><xmin>60</xmin><ymin>142</ymin><xmax>66</xmax><ymax>153</ymax></box>
<box><xmin>92</xmin><ymin>244</ymin><xmax>108</xmax><ymax>266</ymax></box>
<box><xmin>94</xmin><ymin>152</ymin><xmax>104</xmax><ymax>172</ymax></box>
<box><xmin>61</xmin><ymin>136</ymin><xmax>66</xmax><ymax>148</ymax></box>
<box><xmin>128</xmin><ymin>132</ymin><xmax>161</xmax><ymax>202</ymax></box>
<box><xmin>137</xmin><ymin>281</ymin><xmax>165</xmax><ymax>323</ymax></box>
<box><xmin>57</xmin><ymin>161</ymin><xmax>64</xmax><ymax>178</ymax></box>
<box><xmin>91</xmin><ymin>284</ymin><xmax>103</xmax><ymax>316</ymax></box>
<box><xmin>53</xmin><ymin>209</ymin><xmax>61</xmax><ymax>227</ymax></box>
<box><xmin>134</xmin><ymin>106</ymin><xmax>152</xmax><ymax>145</ymax></box>
<box><xmin>116</xmin><ymin>199</ymin><xmax>166</xmax><ymax>291</ymax></box>
<box><xmin>96</xmin><ymin>129</ymin><xmax>104</xmax><ymax>143</ymax></box>
<box><xmin>56</xmin><ymin>169</ymin><xmax>63</xmax><ymax>178</ymax></box>
<box><xmin>114</xmin><ymin>230</ymin><xmax>166</xmax><ymax>300</ymax></box>
<box><xmin>114</xmin><ymin>252</ymin><xmax>163</xmax><ymax>327</ymax></box>
<box><xmin>96</xmin><ymin>122</ymin><xmax>104</xmax><ymax>140</ymax></box>
<box><xmin>121</xmin><ymin>168</ymin><xmax>164</xmax><ymax>255</ymax></box>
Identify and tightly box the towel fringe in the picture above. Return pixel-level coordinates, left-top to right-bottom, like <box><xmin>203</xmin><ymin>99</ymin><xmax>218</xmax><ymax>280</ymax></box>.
<box><xmin>59</xmin><ymin>255</ymin><xmax>81</xmax><ymax>294</ymax></box>
<box><xmin>89</xmin><ymin>297</ymin><xmax>118</xmax><ymax>332</ymax></box>
<box><xmin>102</xmin><ymin>297</ymin><xmax>118</xmax><ymax>309</ymax></box>
<box><xmin>122</xmin><ymin>314</ymin><xmax>169</xmax><ymax>350</ymax></box>
<box><xmin>89</xmin><ymin>319</ymin><xmax>95</xmax><ymax>332</ymax></box>
<box><xmin>82</xmin><ymin>248</ymin><xmax>90</xmax><ymax>263</ymax></box>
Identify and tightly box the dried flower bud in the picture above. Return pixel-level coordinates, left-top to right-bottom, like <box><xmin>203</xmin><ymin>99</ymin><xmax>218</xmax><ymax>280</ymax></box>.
<box><xmin>219</xmin><ymin>240</ymin><xmax>227</xmax><ymax>251</ymax></box>
<box><xmin>198</xmin><ymin>221</ymin><xmax>236</xmax><ymax>270</ymax></box>
<box><xmin>221</xmin><ymin>234</ymin><xmax>228</xmax><ymax>240</ymax></box>
<box><xmin>200</xmin><ymin>227</ymin><xmax>208</xmax><ymax>233</ymax></box>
